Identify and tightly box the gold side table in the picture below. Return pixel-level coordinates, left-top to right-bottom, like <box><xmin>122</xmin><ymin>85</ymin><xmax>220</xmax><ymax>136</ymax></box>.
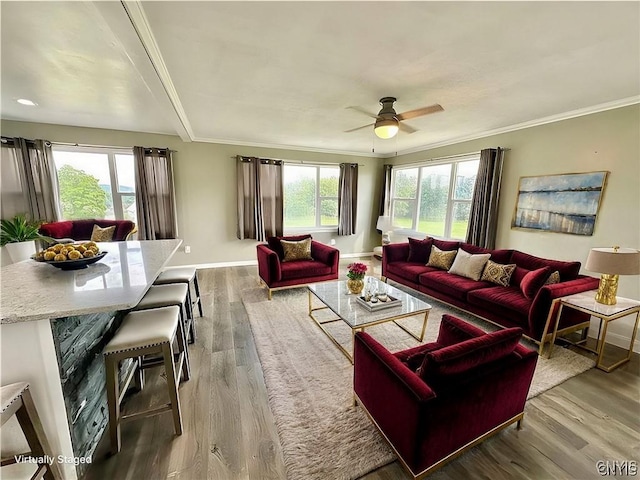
<box><xmin>548</xmin><ymin>291</ymin><xmax>640</xmax><ymax>372</ymax></box>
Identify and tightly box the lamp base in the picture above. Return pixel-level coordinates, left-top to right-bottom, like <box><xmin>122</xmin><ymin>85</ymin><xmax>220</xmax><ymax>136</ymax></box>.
<box><xmin>594</xmin><ymin>274</ymin><xmax>619</xmax><ymax>305</ymax></box>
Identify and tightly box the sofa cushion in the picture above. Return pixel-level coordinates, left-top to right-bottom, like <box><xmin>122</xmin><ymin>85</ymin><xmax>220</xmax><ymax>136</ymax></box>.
<box><xmin>281</xmin><ymin>237</ymin><xmax>313</xmax><ymax>262</ymax></box>
<box><xmin>427</xmin><ymin>246</ymin><xmax>458</xmax><ymax>270</ymax></box>
<box><xmin>520</xmin><ymin>266</ymin><xmax>552</xmax><ymax>299</ymax></box>
<box><xmin>407</xmin><ymin>237</ymin><xmax>433</xmax><ymax>264</ymax></box>
<box><xmin>481</xmin><ymin>260</ymin><xmax>516</xmax><ymax>286</ymax></box>
<box><xmin>432</xmin><ymin>238</ymin><xmax>460</xmax><ymax>251</ymax></box>
<box><xmin>40</xmin><ymin>221</ymin><xmax>74</xmax><ymax>239</ymax></box>
<box><xmin>386</xmin><ymin>261</ymin><xmax>434</xmax><ymax>284</ymax></box>
<box><xmin>511</xmin><ymin>250</ymin><xmax>581</xmax><ymax>280</ymax></box>
<box><xmin>267</xmin><ymin>234</ymin><xmax>311</xmax><ymax>260</ymax></box>
<box><xmin>467</xmin><ymin>286</ymin><xmax>531</xmax><ymax>318</ymax></box>
<box><xmin>544</xmin><ymin>270</ymin><xmax>561</xmax><ymax>285</ymax></box>
<box><xmin>460</xmin><ymin>243</ymin><xmax>513</xmax><ymax>264</ymax></box>
<box><xmin>91</xmin><ymin>224</ymin><xmax>115</xmax><ymax>242</ymax></box>
<box><xmin>448</xmin><ymin>249</ymin><xmax>491</xmax><ymax>281</ymax></box>
<box><xmin>418</xmin><ymin>326</ymin><xmax>522</xmax><ymax>380</ymax></box>
<box><xmin>280</xmin><ymin>260</ymin><xmax>331</xmax><ymax>280</ymax></box>
<box><xmin>420</xmin><ymin>270</ymin><xmax>493</xmax><ymax>301</ymax></box>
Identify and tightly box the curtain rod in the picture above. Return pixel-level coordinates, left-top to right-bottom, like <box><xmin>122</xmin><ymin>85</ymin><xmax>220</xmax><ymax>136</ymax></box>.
<box><xmin>235</xmin><ymin>155</ymin><xmax>363</xmax><ymax>167</ymax></box>
<box><xmin>51</xmin><ymin>141</ymin><xmax>177</xmax><ymax>153</ymax></box>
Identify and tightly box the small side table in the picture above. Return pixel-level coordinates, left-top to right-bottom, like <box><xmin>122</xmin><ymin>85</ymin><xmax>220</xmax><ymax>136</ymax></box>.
<box><xmin>548</xmin><ymin>291</ymin><xmax>640</xmax><ymax>372</ymax></box>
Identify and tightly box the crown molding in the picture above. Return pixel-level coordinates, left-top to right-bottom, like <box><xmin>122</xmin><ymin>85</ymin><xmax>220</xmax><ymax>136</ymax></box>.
<box><xmin>386</xmin><ymin>96</ymin><xmax>640</xmax><ymax>158</ymax></box>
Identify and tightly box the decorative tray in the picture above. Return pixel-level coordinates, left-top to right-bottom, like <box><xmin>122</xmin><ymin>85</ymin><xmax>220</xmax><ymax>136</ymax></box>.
<box><xmin>33</xmin><ymin>251</ymin><xmax>107</xmax><ymax>270</ymax></box>
<box><xmin>356</xmin><ymin>294</ymin><xmax>402</xmax><ymax>311</ymax></box>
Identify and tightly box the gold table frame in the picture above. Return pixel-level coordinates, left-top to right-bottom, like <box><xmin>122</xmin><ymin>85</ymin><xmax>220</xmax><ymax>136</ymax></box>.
<box><xmin>547</xmin><ymin>292</ymin><xmax>640</xmax><ymax>372</ymax></box>
<box><xmin>307</xmin><ymin>281</ymin><xmax>431</xmax><ymax>364</ymax></box>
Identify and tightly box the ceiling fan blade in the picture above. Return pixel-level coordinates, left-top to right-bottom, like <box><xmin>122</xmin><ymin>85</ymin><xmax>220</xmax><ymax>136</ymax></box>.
<box><xmin>396</xmin><ymin>104</ymin><xmax>444</xmax><ymax>121</ymax></box>
<box><xmin>398</xmin><ymin>122</ymin><xmax>417</xmax><ymax>134</ymax></box>
<box><xmin>346</xmin><ymin>106</ymin><xmax>378</xmax><ymax>119</ymax></box>
<box><xmin>344</xmin><ymin>123</ymin><xmax>374</xmax><ymax>133</ymax></box>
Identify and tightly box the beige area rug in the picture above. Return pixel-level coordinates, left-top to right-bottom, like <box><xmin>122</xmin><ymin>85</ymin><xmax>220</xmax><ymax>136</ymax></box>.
<box><xmin>242</xmin><ymin>285</ymin><xmax>595</xmax><ymax>480</ymax></box>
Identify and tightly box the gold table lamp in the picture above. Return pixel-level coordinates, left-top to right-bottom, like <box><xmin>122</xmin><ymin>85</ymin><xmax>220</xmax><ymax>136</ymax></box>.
<box><xmin>585</xmin><ymin>247</ymin><xmax>640</xmax><ymax>305</ymax></box>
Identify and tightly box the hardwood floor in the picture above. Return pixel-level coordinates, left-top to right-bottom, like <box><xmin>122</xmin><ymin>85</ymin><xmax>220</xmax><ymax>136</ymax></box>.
<box><xmin>84</xmin><ymin>263</ymin><xmax>639</xmax><ymax>480</ymax></box>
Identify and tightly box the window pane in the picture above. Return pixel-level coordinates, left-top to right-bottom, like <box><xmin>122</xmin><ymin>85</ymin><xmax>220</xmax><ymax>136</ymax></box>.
<box><xmin>418</xmin><ymin>164</ymin><xmax>450</xmax><ymax>236</ymax></box>
<box><xmin>452</xmin><ymin>202</ymin><xmax>471</xmax><ymax>239</ymax></box>
<box><xmin>391</xmin><ymin>200</ymin><xmax>415</xmax><ymax>229</ymax></box>
<box><xmin>115</xmin><ymin>154</ymin><xmax>136</xmax><ymax>193</ymax></box>
<box><xmin>121</xmin><ymin>195</ymin><xmax>137</xmax><ymax>224</ymax></box>
<box><xmin>319</xmin><ymin>167</ymin><xmax>339</xmax><ymax>197</ymax></box>
<box><xmin>284</xmin><ymin>166</ymin><xmax>316</xmax><ymax>228</ymax></box>
<box><xmin>393</xmin><ymin>168</ymin><xmax>418</xmax><ymax>199</ymax></box>
<box><xmin>53</xmin><ymin>151</ymin><xmax>114</xmax><ymax>220</ymax></box>
<box><xmin>454</xmin><ymin>160</ymin><xmax>479</xmax><ymax>200</ymax></box>
<box><xmin>320</xmin><ymin>198</ymin><xmax>338</xmax><ymax>226</ymax></box>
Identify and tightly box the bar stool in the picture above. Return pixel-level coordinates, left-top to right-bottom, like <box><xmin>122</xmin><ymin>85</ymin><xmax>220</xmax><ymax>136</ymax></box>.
<box><xmin>154</xmin><ymin>267</ymin><xmax>203</xmax><ymax>340</ymax></box>
<box><xmin>133</xmin><ymin>283</ymin><xmax>192</xmax><ymax>380</ymax></box>
<box><xmin>104</xmin><ymin>305</ymin><xmax>186</xmax><ymax>455</ymax></box>
<box><xmin>1</xmin><ymin>382</ymin><xmax>63</xmax><ymax>480</ymax></box>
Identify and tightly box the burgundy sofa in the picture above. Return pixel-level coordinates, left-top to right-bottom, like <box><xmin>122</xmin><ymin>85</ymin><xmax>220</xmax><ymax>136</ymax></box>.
<box><xmin>39</xmin><ymin>219</ymin><xmax>137</xmax><ymax>242</ymax></box>
<box><xmin>382</xmin><ymin>237</ymin><xmax>600</xmax><ymax>348</ymax></box>
<box><xmin>354</xmin><ymin>314</ymin><xmax>538</xmax><ymax>478</ymax></box>
<box><xmin>256</xmin><ymin>235</ymin><xmax>340</xmax><ymax>300</ymax></box>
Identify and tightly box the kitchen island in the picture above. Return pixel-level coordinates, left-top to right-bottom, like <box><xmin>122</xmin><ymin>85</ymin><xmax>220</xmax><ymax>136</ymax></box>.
<box><xmin>0</xmin><ymin>239</ymin><xmax>182</xmax><ymax>479</ymax></box>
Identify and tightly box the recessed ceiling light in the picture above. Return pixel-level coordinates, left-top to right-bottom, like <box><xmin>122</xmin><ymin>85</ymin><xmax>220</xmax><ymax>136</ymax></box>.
<box><xmin>17</xmin><ymin>98</ymin><xmax>37</xmax><ymax>106</ymax></box>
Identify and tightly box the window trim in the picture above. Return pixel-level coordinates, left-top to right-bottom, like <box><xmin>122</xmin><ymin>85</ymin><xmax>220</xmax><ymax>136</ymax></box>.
<box><xmin>390</xmin><ymin>154</ymin><xmax>480</xmax><ymax>240</ymax></box>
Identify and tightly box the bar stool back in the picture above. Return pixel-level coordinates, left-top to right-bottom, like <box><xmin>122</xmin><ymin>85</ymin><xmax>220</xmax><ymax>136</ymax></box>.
<box><xmin>1</xmin><ymin>382</ymin><xmax>63</xmax><ymax>480</ymax></box>
<box><xmin>104</xmin><ymin>305</ymin><xmax>186</xmax><ymax>454</ymax></box>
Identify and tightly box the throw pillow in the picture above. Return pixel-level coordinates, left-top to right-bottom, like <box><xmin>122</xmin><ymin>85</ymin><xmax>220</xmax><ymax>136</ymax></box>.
<box><xmin>481</xmin><ymin>260</ymin><xmax>516</xmax><ymax>286</ymax></box>
<box><xmin>520</xmin><ymin>266</ymin><xmax>552</xmax><ymax>299</ymax></box>
<box><xmin>426</xmin><ymin>245</ymin><xmax>458</xmax><ymax>270</ymax></box>
<box><xmin>267</xmin><ymin>234</ymin><xmax>311</xmax><ymax>259</ymax></box>
<box><xmin>281</xmin><ymin>237</ymin><xmax>313</xmax><ymax>262</ymax></box>
<box><xmin>91</xmin><ymin>224</ymin><xmax>115</xmax><ymax>242</ymax></box>
<box><xmin>407</xmin><ymin>237</ymin><xmax>433</xmax><ymax>264</ymax></box>
<box><xmin>448</xmin><ymin>249</ymin><xmax>491</xmax><ymax>281</ymax></box>
<box><xmin>544</xmin><ymin>270</ymin><xmax>561</xmax><ymax>285</ymax></box>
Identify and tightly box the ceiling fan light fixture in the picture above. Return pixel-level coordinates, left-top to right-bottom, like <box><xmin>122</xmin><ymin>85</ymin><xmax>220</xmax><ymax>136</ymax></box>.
<box><xmin>374</xmin><ymin>118</ymin><xmax>399</xmax><ymax>139</ymax></box>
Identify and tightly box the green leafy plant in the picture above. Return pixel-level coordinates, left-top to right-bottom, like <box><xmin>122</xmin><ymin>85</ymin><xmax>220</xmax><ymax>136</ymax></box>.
<box><xmin>0</xmin><ymin>214</ymin><xmax>51</xmax><ymax>246</ymax></box>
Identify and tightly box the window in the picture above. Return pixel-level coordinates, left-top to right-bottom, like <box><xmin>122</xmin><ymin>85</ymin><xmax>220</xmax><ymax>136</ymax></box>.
<box><xmin>390</xmin><ymin>156</ymin><xmax>480</xmax><ymax>240</ymax></box>
<box><xmin>52</xmin><ymin>147</ymin><xmax>136</xmax><ymax>224</ymax></box>
<box><xmin>283</xmin><ymin>164</ymin><xmax>339</xmax><ymax>230</ymax></box>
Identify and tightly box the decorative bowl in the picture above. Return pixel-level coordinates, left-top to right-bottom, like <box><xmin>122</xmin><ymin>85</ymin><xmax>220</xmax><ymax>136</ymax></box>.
<box><xmin>33</xmin><ymin>251</ymin><xmax>108</xmax><ymax>270</ymax></box>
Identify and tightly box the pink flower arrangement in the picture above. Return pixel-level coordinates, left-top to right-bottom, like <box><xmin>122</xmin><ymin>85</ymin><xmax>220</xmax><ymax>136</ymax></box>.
<box><xmin>347</xmin><ymin>262</ymin><xmax>367</xmax><ymax>280</ymax></box>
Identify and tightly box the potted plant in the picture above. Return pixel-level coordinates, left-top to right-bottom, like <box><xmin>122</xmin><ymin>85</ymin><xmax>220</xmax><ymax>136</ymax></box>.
<box><xmin>0</xmin><ymin>214</ymin><xmax>51</xmax><ymax>264</ymax></box>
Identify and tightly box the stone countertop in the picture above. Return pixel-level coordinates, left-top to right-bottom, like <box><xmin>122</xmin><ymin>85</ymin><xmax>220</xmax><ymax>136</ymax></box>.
<box><xmin>1</xmin><ymin>239</ymin><xmax>182</xmax><ymax>324</ymax></box>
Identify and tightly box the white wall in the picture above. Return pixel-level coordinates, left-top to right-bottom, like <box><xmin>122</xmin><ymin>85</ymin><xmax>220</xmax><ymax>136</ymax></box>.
<box><xmin>0</xmin><ymin>121</ymin><xmax>382</xmax><ymax>266</ymax></box>
<box><xmin>391</xmin><ymin>105</ymin><xmax>640</xmax><ymax>351</ymax></box>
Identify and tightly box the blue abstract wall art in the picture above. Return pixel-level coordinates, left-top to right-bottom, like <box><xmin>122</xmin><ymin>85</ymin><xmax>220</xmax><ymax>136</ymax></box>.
<box><xmin>512</xmin><ymin>171</ymin><xmax>609</xmax><ymax>235</ymax></box>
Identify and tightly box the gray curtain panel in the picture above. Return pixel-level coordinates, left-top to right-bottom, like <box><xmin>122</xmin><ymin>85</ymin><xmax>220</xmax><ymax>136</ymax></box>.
<box><xmin>338</xmin><ymin>163</ymin><xmax>358</xmax><ymax>236</ymax></box>
<box><xmin>466</xmin><ymin>147</ymin><xmax>505</xmax><ymax>249</ymax></box>
<box><xmin>0</xmin><ymin>137</ymin><xmax>60</xmax><ymax>222</ymax></box>
<box><xmin>133</xmin><ymin>146</ymin><xmax>178</xmax><ymax>240</ymax></box>
<box><xmin>377</xmin><ymin>164</ymin><xmax>393</xmax><ymax>231</ymax></box>
<box><xmin>236</xmin><ymin>156</ymin><xmax>283</xmax><ymax>241</ymax></box>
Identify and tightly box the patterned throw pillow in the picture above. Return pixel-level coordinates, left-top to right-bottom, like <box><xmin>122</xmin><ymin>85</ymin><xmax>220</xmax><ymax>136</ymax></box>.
<box><xmin>481</xmin><ymin>260</ymin><xmax>516</xmax><ymax>286</ymax></box>
<box><xmin>544</xmin><ymin>270</ymin><xmax>561</xmax><ymax>285</ymax></box>
<box><xmin>281</xmin><ymin>238</ymin><xmax>313</xmax><ymax>262</ymax></box>
<box><xmin>426</xmin><ymin>246</ymin><xmax>458</xmax><ymax>270</ymax></box>
<box><xmin>448</xmin><ymin>249</ymin><xmax>491</xmax><ymax>281</ymax></box>
<box><xmin>91</xmin><ymin>224</ymin><xmax>115</xmax><ymax>242</ymax></box>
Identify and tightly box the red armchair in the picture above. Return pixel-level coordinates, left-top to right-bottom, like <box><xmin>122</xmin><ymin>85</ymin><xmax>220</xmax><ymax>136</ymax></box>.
<box><xmin>257</xmin><ymin>235</ymin><xmax>339</xmax><ymax>300</ymax></box>
<box><xmin>354</xmin><ymin>314</ymin><xmax>537</xmax><ymax>479</ymax></box>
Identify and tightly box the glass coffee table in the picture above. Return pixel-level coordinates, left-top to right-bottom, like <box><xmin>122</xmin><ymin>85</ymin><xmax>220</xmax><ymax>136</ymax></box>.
<box><xmin>307</xmin><ymin>277</ymin><xmax>432</xmax><ymax>363</ymax></box>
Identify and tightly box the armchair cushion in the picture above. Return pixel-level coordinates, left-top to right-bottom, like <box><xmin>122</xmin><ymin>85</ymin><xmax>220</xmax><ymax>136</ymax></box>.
<box><xmin>281</xmin><ymin>237</ymin><xmax>313</xmax><ymax>262</ymax></box>
<box><xmin>418</xmin><ymin>326</ymin><xmax>523</xmax><ymax>381</ymax></box>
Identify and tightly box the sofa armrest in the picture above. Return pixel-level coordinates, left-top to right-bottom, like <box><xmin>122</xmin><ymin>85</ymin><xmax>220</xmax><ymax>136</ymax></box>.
<box><xmin>311</xmin><ymin>241</ymin><xmax>339</xmax><ymax>273</ymax></box>
<box><xmin>382</xmin><ymin>243</ymin><xmax>410</xmax><ymax>277</ymax></box>
<box><xmin>354</xmin><ymin>332</ymin><xmax>436</xmax><ymax>467</ymax></box>
<box><xmin>529</xmin><ymin>275</ymin><xmax>600</xmax><ymax>339</ymax></box>
<box><xmin>256</xmin><ymin>244</ymin><xmax>282</xmax><ymax>285</ymax></box>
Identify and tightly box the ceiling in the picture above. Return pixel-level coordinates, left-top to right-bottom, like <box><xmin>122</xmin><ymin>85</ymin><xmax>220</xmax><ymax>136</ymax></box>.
<box><xmin>1</xmin><ymin>1</ymin><xmax>639</xmax><ymax>157</ymax></box>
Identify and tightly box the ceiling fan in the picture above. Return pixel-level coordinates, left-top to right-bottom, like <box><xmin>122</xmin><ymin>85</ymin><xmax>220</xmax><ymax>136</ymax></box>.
<box><xmin>346</xmin><ymin>97</ymin><xmax>444</xmax><ymax>139</ymax></box>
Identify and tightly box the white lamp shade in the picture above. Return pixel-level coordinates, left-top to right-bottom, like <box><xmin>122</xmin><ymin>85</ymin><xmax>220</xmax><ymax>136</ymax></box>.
<box><xmin>374</xmin><ymin>119</ymin><xmax>399</xmax><ymax>139</ymax></box>
<box><xmin>585</xmin><ymin>247</ymin><xmax>640</xmax><ymax>275</ymax></box>
<box><xmin>376</xmin><ymin>215</ymin><xmax>392</xmax><ymax>232</ymax></box>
